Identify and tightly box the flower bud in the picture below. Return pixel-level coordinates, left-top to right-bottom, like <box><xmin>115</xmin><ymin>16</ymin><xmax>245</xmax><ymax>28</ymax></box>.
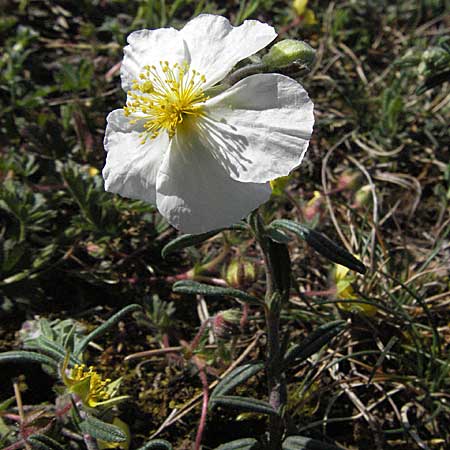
<box><xmin>225</xmin><ymin>258</ymin><xmax>257</xmax><ymax>288</ymax></box>
<box><xmin>212</xmin><ymin>309</ymin><xmax>242</xmax><ymax>340</ymax></box>
<box><xmin>293</xmin><ymin>0</ymin><xmax>308</xmax><ymax>16</ymax></box>
<box><xmin>88</xmin><ymin>166</ymin><xmax>99</xmax><ymax>177</ymax></box>
<box><xmin>353</xmin><ymin>185</ymin><xmax>372</xmax><ymax>208</ymax></box>
<box><xmin>263</xmin><ymin>39</ymin><xmax>316</xmax><ymax>70</ymax></box>
<box><xmin>293</xmin><ymin>0</ymin><xmax>318</xmax><ymax>25</ymax></box>
<box><xmin>86</xmin><ymin>241</ymin><xmax>104</xmax><ymax>258</ymax></box>
<box><xmin>337</xmin><ymin>170</ymin><xmax>361</xmax><ymax>191</ymax></box>
<box><xmin>303</xmin><ymin>190</ymin><xmax>323</xmax><ymax>221</ymax></box>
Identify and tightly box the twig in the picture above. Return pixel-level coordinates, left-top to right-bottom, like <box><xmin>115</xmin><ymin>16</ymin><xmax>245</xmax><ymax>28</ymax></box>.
<box><xmin>149</xmin><ymin>331</ymin><xmax>264</xmax><ymax>438</ymax></box>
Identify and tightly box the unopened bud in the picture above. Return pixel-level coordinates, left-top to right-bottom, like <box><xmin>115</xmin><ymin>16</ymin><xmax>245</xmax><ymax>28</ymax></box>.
<box><xmin>303</xmin><ymin>190</ymin><xmax>323</xmax><ymax>221</ymax></box>
<box><xmin>225</xmin><ymin>258</ymin><xmax>257</xmax><ymax>288</ymax></box>
<box><xmin>88</xmin><ymin>166</ymin><xmax>99</xmax><ymax>177</ymax></box>
<box><xmin>337</xmin><ymin>170</ymin><xmax>361</xmax><ymax>191</ymax></box>
<box><xmin>353</xmin><ymin>185</ymin><xmax>372</xmax><ymax>208</ymax></box>
<box><xmin>86</xmin><ymin>241</ymin><xmax>104</xmax><ymax>258</ymax></box>
<box><xmin>293</xmin><ymin>0</ymin><xmax>318</xmax><ymax>25</ymax></box>
<box><xmin>263</xmin><ymin>39</ymin><xmax>316</xmax><ymax>70</ymax></box>
<box><xmin>293</xmin><ymin>0</ymin><xmax>308</xmax><ymax>16</ymax></box>
<box><xmin>213</xmin><ymin>309</ymin><xmax>242</xmax><ymax>340</ymax></box>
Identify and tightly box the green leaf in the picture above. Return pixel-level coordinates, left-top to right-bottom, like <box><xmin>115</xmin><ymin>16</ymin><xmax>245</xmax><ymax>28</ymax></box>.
<box><xmin>211</xmin><ymin>362</ymin><xmax>264</xmax><ymax>404</ymax></box>
<box><xmin>137</xmin><ymin>439</ymin><xmax>173</xmax><ymax>450</ymax></box>
<box><xmin>0</xmin><ymin>351</ymin><xmax>58</xmax><ymax>368</ymax></box>
<box><xmin>161</xmin><ymin>223</ymin><xmax>247</xmax><ymax>258</ymax></box>
<box><xmin>28</xmin><ymin>434</ymin><xmax>66</xmax><ymax>450</ymax></box>
<box><xmin>24</xmin><ymin>336</ymin><xmax>69</xmax><ymax>364</ymax></box>
<box><xmin>74</xmin><ymin>304</ymin><xmax>141</xmax><ymax>357</ymax></box>
<box><xmin>1</xmin><ymin>240</ymin><xmax>27</xmax><ymax>273</ymax></box>
<box><xmin>282</xmin><ymin>435</ymin><xmax>342</xmax><ymax>449</ymax></box>
<box><xmin>79</xmin><ymin>415</ymin><xmax>127</xmax><ymax>443</ymax></box>
<box><xmin>283</xmin><ymin>321</ymin><xmax>345</xmax><ymax>368</ymax></box>
<box><xmin>266</xmin><ymin>227</ymin><xmax>292</xmax><ymax>244</ymax></box>
<box><xmin>162</xmin><ymin>230</ymin><xmax>222</xmax><ymax>258</ymax></box>
<box><xmin>214</xmin><ymin>438</ymin><xmax>259</xmax><ymax>450</ymax></box>
<box><xmin>210</xmin><ymin>396</ymin><xmax>278</xmax><ymax>416</ymax></box>
<box><xmin>269</xmin><ymin>219</ymin><xmax>366</xmax><ymax>274</ymax></box>
<box><xmin>0</xmin><ymin>396</ymin><xmax>15</xmax><ymax>411</ymax></box>
<box><xmin>173</xmin><ymin>280</ymin><xmax>262</xmax><ymax>305</ymax></box>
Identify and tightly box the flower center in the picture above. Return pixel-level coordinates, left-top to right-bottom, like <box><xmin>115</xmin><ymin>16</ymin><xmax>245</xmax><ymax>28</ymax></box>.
<box><xmin>69</xmin><ymin>364</ymin><xmax>111</xmax><ymax>402</ymax></box>
<box><xmin>124</xmin><ymin>61</ymin><xmax>208</xmax><ymax>142</ymax></box>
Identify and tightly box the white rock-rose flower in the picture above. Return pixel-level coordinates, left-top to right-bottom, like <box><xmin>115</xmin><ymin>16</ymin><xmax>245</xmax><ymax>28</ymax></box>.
<box><xmin>103</xmin><ymin>14</ymin><xmax>314</xmax><ymax>233</ymax></box>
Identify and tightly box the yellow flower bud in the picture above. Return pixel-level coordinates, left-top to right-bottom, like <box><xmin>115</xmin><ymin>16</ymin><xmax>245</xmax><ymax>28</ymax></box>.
<box><xmin>293</xmin><ymin>0</ymin><xmax>308</xmax><ymax>16</ymax></box>
<box><xmin>88</xmin><ymin>166</ymin><xmax>99</xmax><ymax>177</ymax></box>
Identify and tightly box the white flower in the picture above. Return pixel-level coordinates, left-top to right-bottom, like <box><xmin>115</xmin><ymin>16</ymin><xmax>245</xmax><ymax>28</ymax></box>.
<box><xmin>103</xmin><ymin>14</ymin><xmax>314</xmax><ymax>233</ymax></box>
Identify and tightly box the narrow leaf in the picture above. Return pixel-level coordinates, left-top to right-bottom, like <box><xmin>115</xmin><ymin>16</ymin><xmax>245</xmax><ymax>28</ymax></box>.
<box><xmin>282</xmin><ymin>435</ymin><xmax>342</xmax><ymax>449</ymax></box>
<box><xmin>0</xmin><ymin>351</ymin><xmax>57</xmax><ymax>368</ymax></box>
<box><xmin>28</xmin><ymin>434</ymin><xmax>66</xmax><ymax>450</ymax></box>
<box><xmin>0</xmin><ymin>396</ymin><xmax>15</xmax><ymax>411</ymax></box>
<box><xmin>162</xmin><ymin>229</ymin><xmax>222</xmax><ymax>258</ymax></box>
<box><xmin>368</xmin><ymin>336</ymin><xmax>399</xmax><ymax>382</ymax></box>
<box><xmin>137</xmin><ymin>439</ymin><xmax>173</xmax><ymax>450</ymax></box>
<box><xmin>79</xmin><ymin>415</ymin><xmax>127</xmax><ymax>443</ymax></box>
<box><xmin>283</xmin><ymin>321</ymin><xmax>345</xmax><ymax>367</ymax></box>
<box><xmin>210</xmin><ymin>395</ymin><xmax>278</xmax><ymax>416</ymax></box>
<box><xmin>173</xmin><ymin>280</ymin><xmax>261</xmax><ymax>305</ymax></box>
<box><xmin>266</xmin><ymin>227</ymin><xmax>292</xmax><ymax>244</ymax></box>
<box><xmin>75</xmin><ymin>304</ymin><xmax>141</xmax><ymax>357</ymax></box>
<box><xmin>214</xmin><ymin>438</ymin><xmax>259</xmax><ymax>450</ymax></box>
<box><xmin>25</xmin><ymin>336</ymin><xmax>79</xmax><ymax>365</ymax></box>
<box><xmin>162</xmin><ymin>223</ymin><xmax>247</xmax><ymax>258</ymax></box>
<box><xmin>211</xmin><ymin>362</ymin><xmax>264</xmax><ymax>402</ymax></box>
<box><xmin>270</xmin><ymin>219</ymin><xmax>366</xmax><ymax>274</ymax></box>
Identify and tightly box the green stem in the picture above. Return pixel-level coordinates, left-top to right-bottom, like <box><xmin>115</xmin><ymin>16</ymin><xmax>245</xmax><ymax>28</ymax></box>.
<box><xmin>250</xmin><ymin>212</ymin><xmax>291</xmax><ymax>449</ymax></box>
<box><xmin>226</xmin><ymin>62</ymin><xmax>266</xmax><ymax>85</ymax></box>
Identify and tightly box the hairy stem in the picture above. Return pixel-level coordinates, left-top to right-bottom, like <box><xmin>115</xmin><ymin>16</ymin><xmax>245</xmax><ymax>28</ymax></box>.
<box><xmin>250</xmin><ymin>212</ymin><xmax>291</xmax><ymax>449</ymax></box>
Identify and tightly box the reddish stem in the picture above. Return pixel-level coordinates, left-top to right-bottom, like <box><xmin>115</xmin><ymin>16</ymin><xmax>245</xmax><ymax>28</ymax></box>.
<box><xmin>2</xmin><ymin>440</ymin><xmax>26</xmax><ymax>450</ymax></box>
<box><xmin>193</xmin><ymin>359</ymin><xmax>209</xmax><ymax>450</ymax></box>
<box><xmin>240</xmin><ymin>303</ymin><xmax>250</xmax><ymax>331</ymax></box>
<box><xmin>2</xmin><ymin>413</ymin><xmax>21</xmax><ymax>422</ymax></box>
<box><xmin>190</xmin><ymin>319</ymin><xmax>210</xmax><ymax>352</ymax></box>
<box><xmin>55</xmin><ymin>401</ymin><xmax>73</xmax><ymax>417</ymax></box>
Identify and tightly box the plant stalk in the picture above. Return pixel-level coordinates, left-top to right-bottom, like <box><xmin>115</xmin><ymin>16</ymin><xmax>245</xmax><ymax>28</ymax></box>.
<box><xmin>250</xmin><ymin>212</ymin><xmax>291</xmax><ymax>449</ymax></box>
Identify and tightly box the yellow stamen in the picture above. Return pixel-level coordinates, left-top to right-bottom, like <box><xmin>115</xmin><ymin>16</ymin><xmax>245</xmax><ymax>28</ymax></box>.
<box><xmin>68</xmin><ymin>364</ymin><xmax>111</xmax><ymax>404</ymax></box>
<box><xmin>124</xmin><ymin>61</ymin><xmax>208</xmax><ymax>143</ymax></box>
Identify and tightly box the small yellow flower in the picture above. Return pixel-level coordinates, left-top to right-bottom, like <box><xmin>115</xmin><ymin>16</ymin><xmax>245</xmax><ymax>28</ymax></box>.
<box><xmin>334</xmin><ymin>261</ymin><xmax>377</xmax><ymax>316</ymax></box>
<box><xmin>61</xmin><ymin>355</ymin><xmax>128</xmax><ymax>408</ymax></box>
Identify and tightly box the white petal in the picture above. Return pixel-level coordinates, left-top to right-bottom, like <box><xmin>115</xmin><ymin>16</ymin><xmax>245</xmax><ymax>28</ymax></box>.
<box><xmin>155</xmin><ymin>122</ymin><xmax>271</xmax><ymax>233</ymax></box>
<box><xmin>202</xmin><ymin>73</ymin><xmax>314</xmax><ymax>183</ymax></box>
<box><xmin>103</xmin><ymin>109</ymin><xmax>169</xmax><ymax>204</ymax></box>
<box><xmin>121</xmin><ymin>28</ymin><xmax>188</xmax><ymax>92</ymax></box>
<box><xmin>180</xmin><ymin>14</ymin><xmax>276</xmax><ymax>88</ymax></box>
